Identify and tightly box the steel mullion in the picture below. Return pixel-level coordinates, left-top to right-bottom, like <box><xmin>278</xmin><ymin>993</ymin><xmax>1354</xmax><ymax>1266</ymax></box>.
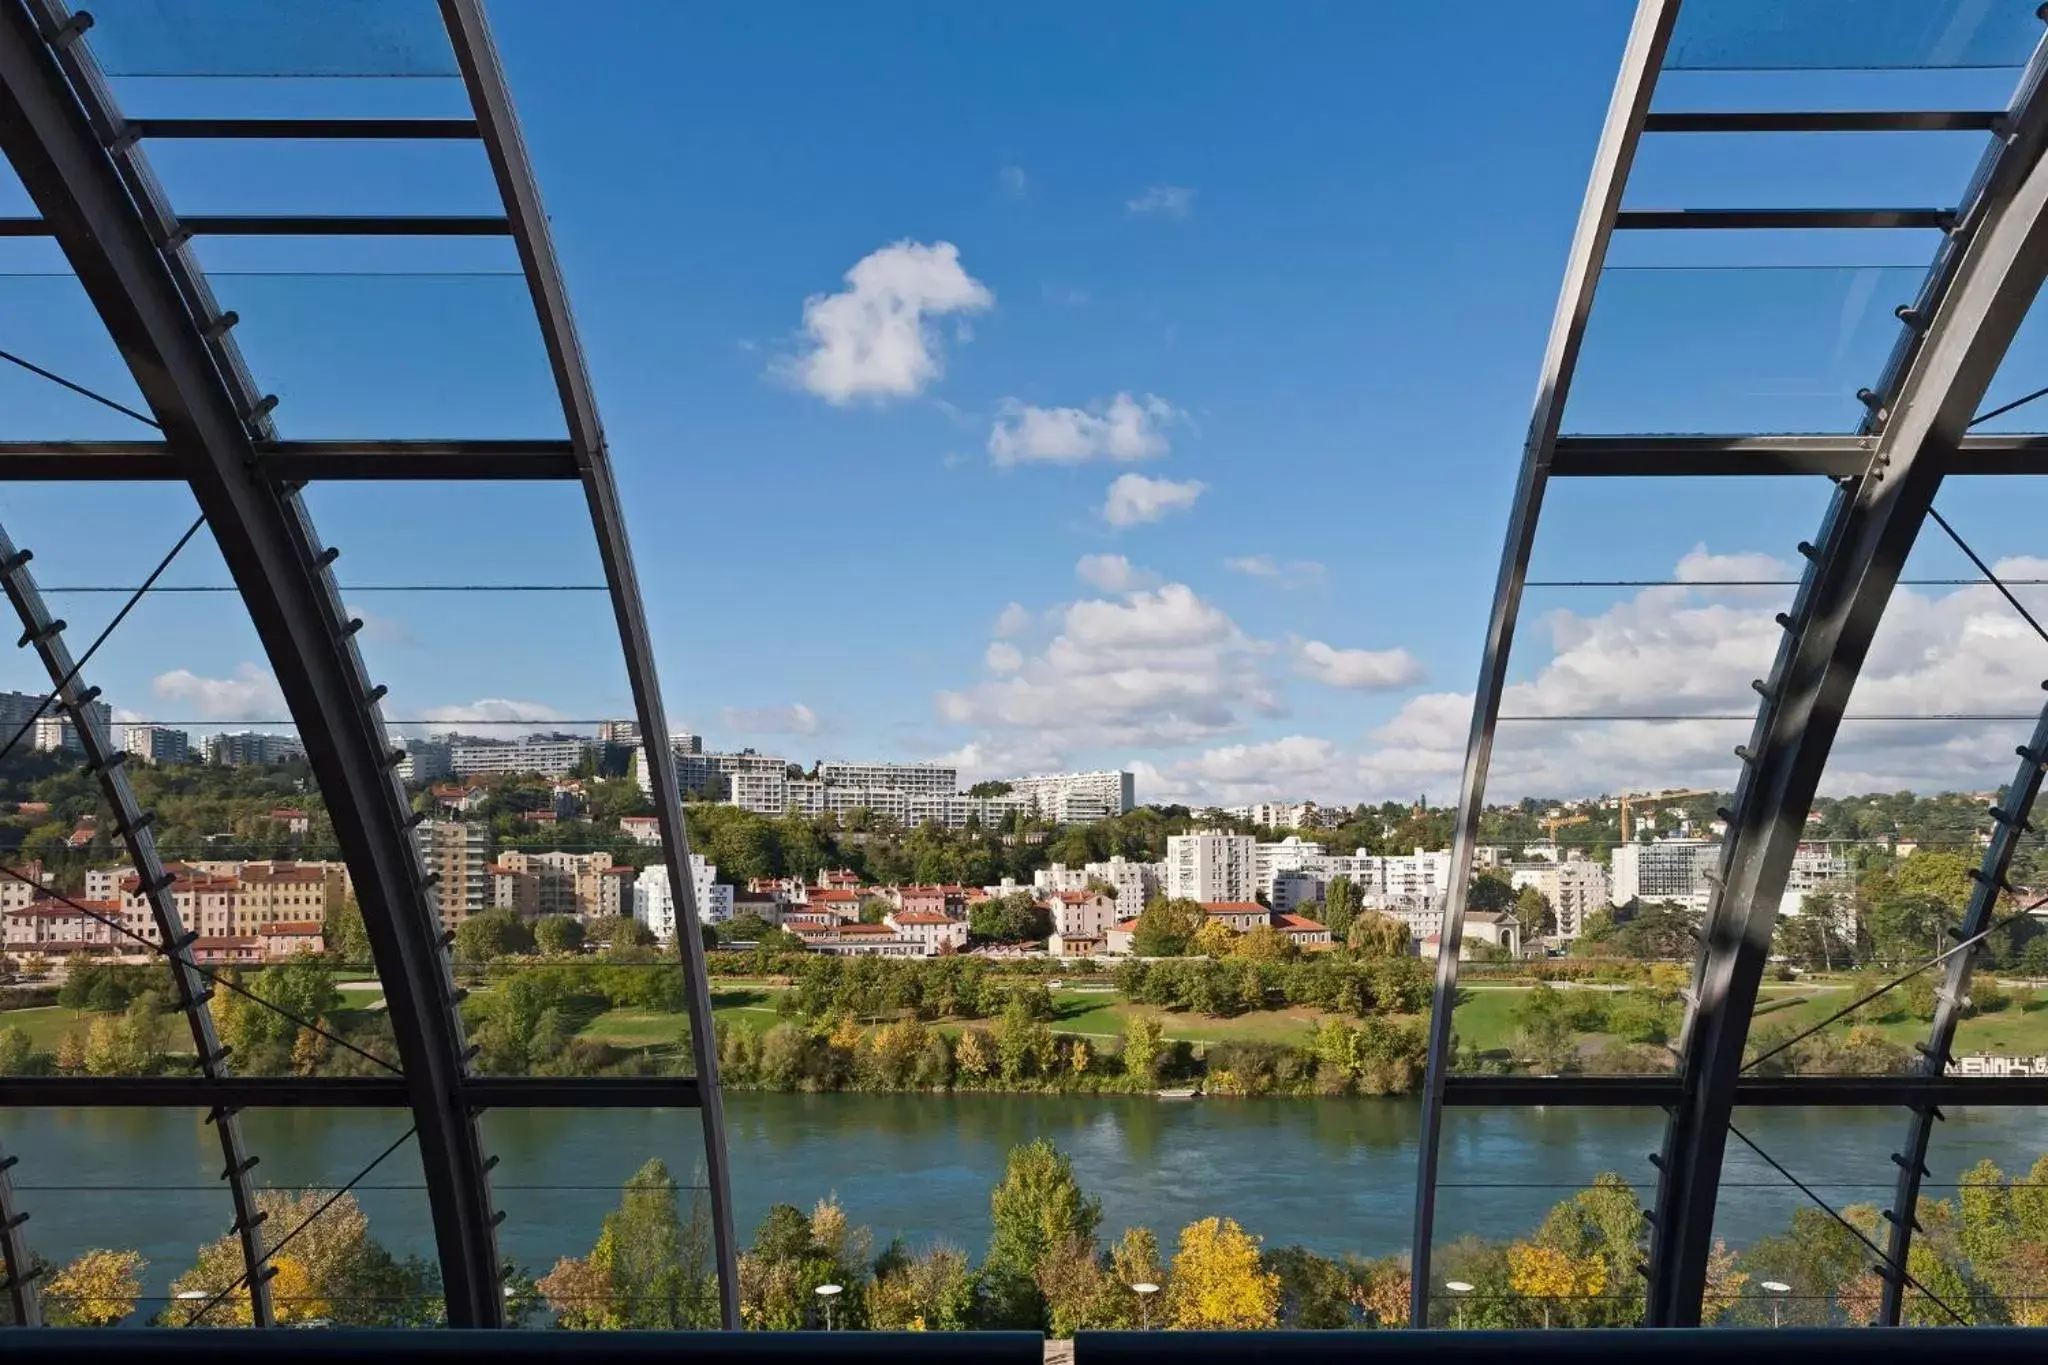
<box><xmin>0</xmin><ymin>523</ymin><xmax>274</xmax><ymax>1325</ymax></box>
<box><xmin>0</xmin><ymin>1139</ymin><xmax>37</xmax><ymax>1326</ymax></box>
<box><xmin>1407</xmin><ymin>0</ymin><xmax>1679</xmax><ymax>1330</ymax></box>
<box><xmin>1648</xmin><ymin>35</ymin><xmax>2048</xmax><ymax>1328</ymax></box>
<box><xmin>435</xmin><ymin>0</ymin><xmax>740</xmax><ymax>1326</ymax></box>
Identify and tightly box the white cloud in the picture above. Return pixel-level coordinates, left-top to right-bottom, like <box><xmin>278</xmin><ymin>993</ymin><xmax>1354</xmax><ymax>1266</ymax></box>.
<box><xmin>984</xmin><ymin>642</ymin><xmax>1023</xmax><ymax>674</ymax></box>
<box><xmin>1673</xmin><ymin>544</ymin><xmax>1790</xmax><ymax>584</ymax></box>
<box><xmin>1102</xmin><ymin>472</ymin><xmax>1204</xmax><ymax>528</ymax></box>
<box><xmin>1291</xmin><ymin>638</ymin><xmax>1425</xmax><ymax>690</ymax></box>
<box><xmin>785</xmin><ymin>240</ymin><xmax>992</xmax><ymax>404</ymax></box>
<box><xmin>415</xmin><ymin>698</ymin><xmax>570</xmax><ymax>726</ymax></box>
<box><xmin>992</xmin><ymin>602</ymin><xmax>1033</xmax><ymax>638</ymax></box>
<box><xmin>721</xmin><ymin>703</ymin><xmax>819</xmax><ymax>736</ymax></box>
<box><xmin>1132</xmin><ymin>736</ymin><xmax>1346</xmax><ymax>807</ymax></box>
<box><xmin>999</xmin><ymin>165</ymin><xmax>1028</xmax><ymax>198</ymax></box>
<box><xmin>152</xmin><ymin>663</ymin><xmax>287</xmax><ymax>720</ymax></box>
<box><xmin>928</xmin><ymin>737</ymin><xmax>1069</xmax><ymax>785</ymax></box>
<box><xmin>1075</xmin><ymin>553</ymin><xmax>1160</xmax><ymax>592</ymax></box>
<box><xmin>1126</xmin><ymin>184</ymin><xmax>1195</xmax><ymax>218</ymax></box>
<box><xmin>1225</xmin><ymin>554</ymin><xmax>1326</xmax><ymax>589</ymax></box>
<box><xmin>937</xmin><ymin>582</ymin><xmax>1277</xmax><ymax>748</ymax></box>
<box><xmin>988</xmin><ymin>392</ymin><xmax>1180</xmax><ymax>466</ymax></box>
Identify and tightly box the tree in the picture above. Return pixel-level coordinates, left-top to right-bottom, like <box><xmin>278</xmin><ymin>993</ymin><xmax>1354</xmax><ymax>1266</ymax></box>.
<box><xmin>1265</xmin><ymin>1245</ymin><xmax>1352</xmax><ymax>1328</ymax></box>
<box><xmin>1119</xmin><ymin>1015</ymin><xmax>1164</xmax><ymax>1082</ymax></box>
<box><xmin>324</xmin><ymin>897</ymin><xmax>372</xmax><ymax>966</ymax></box>
<box><xmin>1191</xmin><ymin>918</ymin><xmax>1238</xmax><ymax>958</ymax></box>
<box><xmin>167</xmin><ymin>1189</ymin><xmax>437</xmax><ymax>1326</ymax></box>
<box><xmin>1131</xmin><ymin>897</ymin><xmax>1204</xmax><ymax>957</ymax></box>
<box><xmin>1166</xmin><ymin>1216</ymin><xmax>1281</xmax><ymax>1329</ymax></box>
<box><xmin>1515</xmin><ymin>885</ymin><xmax>1554</xmax><ymax>942</ymax></box>
<box><xmin>43</xmin><ymin>1249</ymin><xmax>145</xmax><ymax>1326</ymax></box>
<box><xmin>969</xmin><ymin>892</ymin><xmax>1052</xmax><ymax>945</ymax></box>
<box><xmin>537</xmin><ymin>1158</ymin><xmax>718</xmax><ymax>1329</ymax></box>
<box><xmin>0</xmin><ymin>1024</ymin><xmax>34</xmax><ymax>1074</ymax></box>
<box><xmin>533</xmin><ymin>916</ymin><xmax>586</xmax><ymax>955</ymax></box>
<box><xmin>1347</xmin><ymin>911</ymin><xmax>1410</xmax><ymax>958</ymax></box>
<box><xmin>869</xmin><ymin>1241</ymin><xmax>975</xmax><ymax>1331</ymax></box>
<box><xmin>586</xmin><ymin>915</ymin><xmax>655</xmax><ymax>951</ymax></box>
<box><xmin>1322</xmin><ymin>875</ymin><xmax>1359</xmax><ymax>940</ymax></box>
<box><xmin>1468</xmin><ymin>874</ymin><xmax>1516</xmax><ymax>913</ymax></box>
<box><xmin>453</xmin><ymin>910</ymin><xmax>535</xmax><ymax>963</ymax></box>
<box><xmin>967</xmin><ymin>780</ymin><xmax>1014</xmax><ymax>798</ymax></box>
<box><xmin>985</xmin><ymin>1139</ymin><xmax>1102</xmax><ymax>1329</ymax></box>
<box><xmin>1505</xmin><ymin>1241</ymin><xmax>1605</xmax><ymax>1328</ymax></box>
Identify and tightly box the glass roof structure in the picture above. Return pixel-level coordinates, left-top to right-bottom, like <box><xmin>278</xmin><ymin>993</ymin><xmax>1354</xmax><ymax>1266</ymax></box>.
<box><xmin>0</xmin><ymin>0</ymin><xmax>733</xmax><ymax>1332</ymax></box>
<box><xmin>1418</xmin><ymin>0</ymin><xmax>2048</xmax><ymax>1332</ymax></box>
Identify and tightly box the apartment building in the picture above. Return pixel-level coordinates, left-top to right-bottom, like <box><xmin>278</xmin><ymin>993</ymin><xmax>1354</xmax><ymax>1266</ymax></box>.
<box><xmin>206</xmin><ymin>731</ymin><xmax>304</xmax><ymax>766</ymax></box>
<box><xmin>2</xmin><ymin>899</ymin><xmax>118</xmax><ymax>951</ymax></box>
<box><xmin>1610</xmin><ymin>839</ymin><xmax>1719</xmax><ymax>915</ymax></box>
<box><xmin>0</xmin><ymin>861</ymin><xmax>51</xmax><ymax>912</ymax></box>
<box><xmin>27</xmin><ymin>697</ymin><xmax>112</xmax><ymax>756</ymax></box>
<box><xmin>1164</xmin><ymin>831</ymin><xmax>1257</xmax><ymax>903</ymax></box>
<box><xmin>448</xmin><ymin>733</ymin><xmax>592</xmax><ymax>778</ymax></box>
<box><xmin>1000</xmin><ymin>769</ymin><xmax>1136</xmax><ymax>819</ymax></box>
<box><xmin>415</xmin><ymin>820</ymin><xmax>492</xmax><ymax>928</ymax></box>
<box><xmin>121</xmin><ymin>724</ymin><xmax>191</xmax><ymax>764</ymax></box>
<box><xmin>1508</xmin><ymin>859</ymin><xmax>1611</xmax><ymax>940</ymax></box>
<box><xmin>398</xmin><ymin>738</ymin><xmax>454</xmax><ymax>785</ymax></box>
<box><xmin>1255</xmin><ymin>836</ymin><xmax>1327</xmax><ymax>899</ymax></box>
<box><xmin>1049</xmin><ymin>890</ymin><xmax>1119</xmax><ymax>940</ymax></box>
<box><xmin>632</xmin><ymin>855</ymin><xmax>735</xmax><ymax>941</ymax></box>
<box><xmin>817</xmin><ymin>761</ymin><xmax>958</xmax><ymax>795</ymax></box>
<box><xmin>490</xmin><ymin>849</ymin><xmax>635</xmax><ymax>919</ymax></box>
<box><xmin>1227</xmin><ymin>801</ymin><xmax>1321</xmax><ymax>830</ymax></box>
<box><xmin>1781</xmin><ymin>841</ymin><xmax>1851</xmax><ymax>918</ymax></box>
<box><xmin>884</xmin><ymin>910</ymin><xmax>969</xmax><ymax>955</ymax></box>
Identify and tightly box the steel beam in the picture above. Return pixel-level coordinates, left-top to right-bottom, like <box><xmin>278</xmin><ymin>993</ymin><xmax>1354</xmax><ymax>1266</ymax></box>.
<box><xmin>436</xmin><ymin>0</ymin><xmax>740</xmax><ymax>1326</ymax></box>
<box><xmin>0</xmin><ymin>524</ymin><xmax>273</xmax><ymax>1325</ymax></box>
<box><xmin>1614</xmin><ymin>207</ymin><xmax>1954</xmax><ymax>230</ymax></box>
<box><xmin>1647</xmin><ymin>43</ymin><xmax>2048</xmax><ymax>1330</ymax></box>
<box><xmin>1552</xmin><ymin>433</ymin><xmax>2048</xmax><ymax>477</ymax></box>
<box><xmin>1442</xmin><ymin>1073</ymin><xmax>2048</xmax><ymax>1108</ymax></box>
<box><xmin>0</xmin><ymin>439</ymin><xmax>579</xmax><ymax>480</ymax></box>
<box><xmin>1408</xmin><ymin>0</ymin><xmax>1678</xmax><ymax>1330</ymax></box>
<box><xmin>0</xmin><ymin>1076</ymin><xmax>704</xmax><ymax>1108</ymax></box>
<box><xmin>128</xmin><ymin>118</ymin><xmax>479</xmax><ymax>139</ymax></box>
<box><xmin>0</xmin><ymin>213</ymin><xmax>509</xmax><ymax>235</ymax></box>
<box><xmin>1642</xmin><ymin>111</ymin><xmax>2003</xmax><ymax>133</ymax></box>
<box><xmin>0</xmin><ymin>1139</ymin><xmax>37</xmax><ymax>1326</ymax></box>
<box><xmin>1879</xmin><ymin>702</ymin><xmax>2048</xmax><ymax>1324</ymax></box>
<box><xmin>0</xmin><ymin>0</ymin><xmax>504</xmax><ymax>1327</ymax></box>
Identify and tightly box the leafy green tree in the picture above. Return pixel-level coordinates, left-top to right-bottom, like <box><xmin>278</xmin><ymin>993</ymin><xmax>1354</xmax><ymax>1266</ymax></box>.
<box><xmin>1132</xmin><ymin>897</ymin><xmax>1205</xmax><ymax>957</ymax></box>
<box><xmin>985</xmin><ymin>1139</ymin><xmax>1102</xmax><ymax>1329</ymax></box>
<box><xmin>1265</xmin><ymin>1245</ymin><xmax>1353</xmax><ymax>1328</ymax></box>
<box><xmin>324</xmin><ymin>897</ymin><xmax>373</xmax><ymax>967</ymax></box>
<box><xmin>1515</xmin><ymin>885</ymin><xmax>1553</xmax><ymax>942</ymax></box>
<box><xmin>869</xmin><ymin>1241</ymin><xmax>975</xmax><ymax>1330</ymax></box>
<box><xmin>970</xmin><ymin>891</ymin><xmax>1052</xmax><ymax>945</ymax></box>
<box><xmin>453</xmin><ymin>910</ymin><xmax>535</xmax><ymax>964</ymax></box>
<box><xmin>1322</xmin><ymin>875</ymin><xmax>1359</xmax><ymax>940</ymax></box>
<box><xmin>0</xmin><ymin>1024</ymin><xmax>34</xmax><ymax>1074</ymax></box>
<box><xmin>533</xmin><ymin>916</ymin><xmax>586</xmax><ymax>955</ymax></box>
<box><xmin>1347</xmin><ymin>911</ymin><xmax>1409</xmax><ymax>958</ymax></box>
<box><xmin>536</xmin><ymin>1158</ymin><xmax>718</xmax><ymax>1328</ymax></box>
<box><xmin>1468</xmin><ymin>874</ymin><xmax>1516</xmax><ymax>913</ymax></box>
<box><xmin>585</xmin><ymin>915</ymin><xmax>654</xmax><ymax>952</ymax></box>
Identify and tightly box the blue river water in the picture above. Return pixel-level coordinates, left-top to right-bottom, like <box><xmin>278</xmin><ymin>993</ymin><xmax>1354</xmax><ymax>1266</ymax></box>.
<box><xmin>6</xmin><ymin>1093</ymin><xmax>2046</xmax><ymax>1309</ymax></box>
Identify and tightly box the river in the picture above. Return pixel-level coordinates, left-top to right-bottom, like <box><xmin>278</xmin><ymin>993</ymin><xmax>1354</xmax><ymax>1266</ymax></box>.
<box><xmin>7</xmin><ymin>1093</ymin><xmax>2047</xmax><ymax>1309</ymax></box>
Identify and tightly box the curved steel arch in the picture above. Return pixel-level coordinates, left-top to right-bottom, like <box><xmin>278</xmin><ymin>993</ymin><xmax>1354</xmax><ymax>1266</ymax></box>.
<box><xmin>0</xmin><ymin>0</ymin><xmax>505</xmax><ymax>1326</ymax></box>
<box><xmin>1407</xmin><ymin>0</ymin><xmax>1678</xmax><ymax>1326</ymax></box>
<box><xmin>1646</xmin><ymin>51</ymin><xmax>2048</xmax><ymax>1328</ymax></box>
<box><xmin>1878</xmin><ymin>701</ymin><xmax>2048</xmax><ymax>1325</ymax></box>
<box><xmin>434</xmin><ymin>0</ymin><xmax>739</xmax><ymax>1321</ymax></box>
<box><xmin>0</xmin><ymin>525</ymin><xmax>274</xmax><ymax>1327</ymax></box>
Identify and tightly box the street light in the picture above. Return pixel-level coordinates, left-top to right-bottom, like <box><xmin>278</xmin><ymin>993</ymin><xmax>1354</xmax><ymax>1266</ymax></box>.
<box><xmin>1444</xmin><ymin>1279</ymin><xmax>1474</xmax><ymax>1330</ymax></box>
<box><xmin>1761</xmin><ymin>1280</ymin><xmax>1791</xmax><ymax>1328</ymax></box>
<box><xmin>815</xmin><ymin>1282</ymin><xmax>843</xmax><ymax>1331</ymax></box>
<box><xmin>1130</xmin><ymin>1281</ymin><xmax>1160</xmax><ymax>1330</ymax></box>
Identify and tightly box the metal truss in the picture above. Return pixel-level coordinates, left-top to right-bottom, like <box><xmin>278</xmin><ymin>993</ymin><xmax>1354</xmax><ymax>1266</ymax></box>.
<box><xmin>0</xmin><ymin>522</ymin><xmax>274</xmax><ymax>1326</ymax></box>
<box><xmin>0</xmin><ymin>0</ymin><xmax>737</xmax><ymax>1329</ymax></box>
<box><xmin>1878</xmin><ymin>699</ymin><xmax>2048</xmax><ymax>1325</ymax></box>
<box><xmin>435</xmin><ymin>0</ymin><xmax>739</xmax><ymax>1323</ymax></box>
<box><xmin>1648</xmin><ymin>36</ymin><xmax>2048</xmax><ymax>1328</ymax></box>
<box><xmin>0</xmin><ymin>1137</ymin><xmax>35</xmax><ymax>1326</ymax></box>
<box><xmin>1407</xmin><ymin>0</ymin><xmax>1680</xmax><ymax>1327</ymax></box>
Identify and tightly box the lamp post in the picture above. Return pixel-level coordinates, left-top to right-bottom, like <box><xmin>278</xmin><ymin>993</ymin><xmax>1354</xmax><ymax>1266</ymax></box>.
<box><xmin>1761</xmin><ymin>1280</ymin><xmax>1791</xmax><ymax>1328</ymax></box>
<box><xmin>1444</xmin><ymin>1279</ymin><xmax>1474</xmax><ymax>1330</ymax></box>
<box><xmin>1131</xmin><ymin>1281</ymin><xmax>1160</xmax><ymax>1330</ymax></box>
<box><xmin>816</xmin><ymin>1282</ymin><xmax>843</xmax><ymax>1331</ymax></box>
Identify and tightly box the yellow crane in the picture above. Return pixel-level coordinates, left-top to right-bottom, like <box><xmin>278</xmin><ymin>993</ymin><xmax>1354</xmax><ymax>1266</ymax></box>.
<box><xmin>1618</xmin><ymin>788</ymin><xmax>1720</xmax><ymax>843</ymax></box>
<box><xmin>1543</xmin><ymin>813</ymin><xmax>1590</xmax><ymax>842</ymax></box>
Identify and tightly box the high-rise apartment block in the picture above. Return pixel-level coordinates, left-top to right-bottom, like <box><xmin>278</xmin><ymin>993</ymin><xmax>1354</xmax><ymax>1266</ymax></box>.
<box><xmin>415</xmin><ymin>820</ymin><xmax>492</xmax><ymax>928</ymax></box>
<box><xmin>122</xmin><ymin>723</ymin><xmax>191</xmax><ymax>764</ymax></box>
<box><xmin>206</xmin><ymin>731</ymin><xmax>306</xmax><ymax>766</ymax></box>
<box><xmin>1165</xmin><ymin>831</ymin><xmax>1258</xmax><ymax>903</ymax></box>
<box><xmin>1001</xmin><ymin>770</ymin><xmax>1136</xmax><ymax>820</ymax></box>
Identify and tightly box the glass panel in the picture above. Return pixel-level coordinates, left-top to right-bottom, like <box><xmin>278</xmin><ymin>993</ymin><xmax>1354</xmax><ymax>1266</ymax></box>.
<box><xmin>1625</xmin><ymin>130</ymin><xmax>1990</xmax><ymax>213</ymax></box>
<box><xmin>85</xmin><ymin>0</ymin><xmax>458</xmax><ymax>78</ymax></box>
<box><xmin>208</xmin><ymin>274</ymin><xmax>563</xmax><ymax>439</ymax></box>
<box><xmin>1972</xmin><ymin>267</ymin><xmax>2048</xmax><ymax>431</ymax></box>
<box><xmin>1665</xmin><ymin>1</ymin><xmax>2042</xmax><ymax>71</ymax></box>
<box><xmin>0</xmin><ymin>274</ymin><xmax>158</xmax><ymax>440</ymax></box>
<box><xmin>1428</xmin><ymin>1104</ymin><xmax>1662</xmax><ymax>1327</ymax></box>
<box><xmin>1917</xmin><ymin>1104</ymin><xmax>2048</xmax><ymax>1327</ymax></box>
<box><xmin>145</xmin><ymin>138</ymin><xmax>506</xmax><ymax>218</ymax></box>
<box><xmin>1652</xmin><ymin>66</ymin><xmax>2025</xmax><ymax>112</ymax></box>
<box><xmin>109</xmin><ymin>75</ymin><xmax>475</xmax><ymax>121</ymax></box>
<box><xmin>1567</xmin><ymin>265</ymin><xmax>1922</xmax><ymax>434</ymax></box>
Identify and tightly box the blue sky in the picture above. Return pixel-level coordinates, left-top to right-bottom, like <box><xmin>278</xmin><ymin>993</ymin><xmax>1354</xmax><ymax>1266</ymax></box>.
<box><xmin>3</xmin><ymin>2</ymin><xmax>2048</xmax><ymax>806</ymax></box>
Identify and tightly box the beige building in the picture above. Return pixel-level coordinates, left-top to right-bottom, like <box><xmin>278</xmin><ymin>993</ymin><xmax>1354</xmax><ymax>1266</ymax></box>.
<box><xmin>884</xmin><ymin>910</ymin><xmax>968</xmax><ymax>955</ymax></box>
<box><xmin>417</xmin><ymin>820</ymin><xmax>492</xmax><ymax>928</ymax></box>
<box><xmin>1049</xmin><ymin>891</ymin><xmax>1119</xmax><ymax>941</ymax></box>
<box><xmin>490</xmin><ymin>849</ymin><xmax>633</xmax><ymax>919</ymax></box>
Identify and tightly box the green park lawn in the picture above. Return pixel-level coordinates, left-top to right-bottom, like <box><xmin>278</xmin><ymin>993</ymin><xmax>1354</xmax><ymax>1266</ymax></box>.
<box><xmin>0</xmin><ymin>1003</ymin><xmax>195</xmax><ymax>1054</ymax></box>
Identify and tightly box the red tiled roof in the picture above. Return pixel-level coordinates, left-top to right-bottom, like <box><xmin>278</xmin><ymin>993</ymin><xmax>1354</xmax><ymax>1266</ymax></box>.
<box><xmin>835</xmin><ymin>923</ymin><xmax>899</xmax><ymax>936</ymax></box>
<box><xmin>263</xmin><ymin>922</ymin><xmax>324</xmax><ymax>936</ymax></box>
<box><xmin>810</xmin><ymin>889</ymin><xmax>860</xmax><ymax>902</ymax></box>
<box><xmin>1202</xmin><ymin>902</ymin><xmax>1265</xmax><ymax>914</ymax></box>
<box><xmin>1274</xmin><ymin>913</ymin><xmax>1328</xmax><ymax>933</ymax></box>
<box><xmin>1113</xmin><ymin>917</ymin><xmax>1140</xmax><ymax>932</ymax></box>
<box><xmin>890</xmin><ymin>912</ymin><xmax>957</xmax><ymax>925</ymax></box>
<box><xmin>1054</xmin><ymin>890</ymin><xmax>1106</xmax><ymax>903</ymax></box>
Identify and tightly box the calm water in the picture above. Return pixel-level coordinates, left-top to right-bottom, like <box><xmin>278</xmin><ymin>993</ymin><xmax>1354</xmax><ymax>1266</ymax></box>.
<box><xmin>7</xmin><ymin>1093</ymin><xmax>2048</xmax><ymax>1307</ymax></box>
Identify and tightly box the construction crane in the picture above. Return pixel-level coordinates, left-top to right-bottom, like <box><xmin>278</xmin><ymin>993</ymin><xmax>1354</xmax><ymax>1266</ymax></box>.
<box><xmin>1618</xmin><ymin>788</ymin><xmax>1719</xmax><ymax>843</ymax></box>
<box><xmin>1543</xmin><ymin>813</ymin><xmax>1590</xmax><ymax>842</ymax></box>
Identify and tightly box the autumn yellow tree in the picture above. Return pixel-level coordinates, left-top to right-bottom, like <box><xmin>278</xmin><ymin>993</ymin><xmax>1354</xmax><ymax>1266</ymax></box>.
<box><xmin>1506</xmin><ymin>1242</ymin><xmax>1605</xmax><ymax>1328</ymax></box>
<box><xmin>1702</xmin><ymin>1239</ymin><xmax>1748</xmax><ymax>1324</ymax></box>
<box><xmin>1191</xmin><ymin>919</ymin><xmax>1239</xmax><ymax>959</ymax></box>
<box><xmin>954</xmin><ymin>1028</ymin><xmax>993</xmax><ymax>1081</ymax></box>
<box><xmin>44</xmin><ymin>1249</ymin><xmax>145</xmax><ymax>1326</ymax></box>
<box><xmin>1166</xmin><ymin>1216</ymin><xmax>1281</xmax><ymax>1329</ymax></box>
<box><xmin>1349</xmin><ymin>1257</ymin><xmax>1411</xmax><ymax>1328</ymax></box>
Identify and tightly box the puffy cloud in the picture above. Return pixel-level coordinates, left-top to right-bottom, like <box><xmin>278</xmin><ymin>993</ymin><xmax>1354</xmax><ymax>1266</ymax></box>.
<box><xmin>151</xmin><ymin>663</ymin><xmax>287</xmax><ymax>720</ymax></box>
<box><xmin>927</xmin><ymin>736</ymin><xmax>1068</xmax><ymax>785</ymax></box>
<box><xmin>992</xmin><ymin>602</ymin><xmax>1033</xmax><ymax>638</ymax></box>
<box><xmin>1226</xmin><ymin>554</ymin><xmax>1326</xmax><ymax>589</ymax></box>
<box><xmin>1075</xmin><ymin>553</ymin><xmax>1160</xmax><ymax>593</ymax></box>
<box><xmin>988</xmin><ymin>392</ymin><xmax>1180</xmax><ymax>466</ymax></box>
<box><xmin>721</xmin><ymin>703</ymin><xmax>819</xmax><ymax>735</ymax></box>
<box><xmin>1673</xmin><ymin>544</ymin><xmax>1790</xmax><ymax>584</ymax></box>
<box><xmin>985</xmin><ymin>642</ymin><xmax>1023</xmax><ymax>673</ymax></box>
<box><xmin>414</xmin><ymin>698</ymin><xmax>570</xmax><ymax>725</ymax></box>
<box><xmin>786</xmin><ymin>241</ymin><xmax>992</xmax><ymax>404</ymax></box>
<box><xmin>1291</xmin><ymin>638</ymin><xmax>1425</xmax><ymax>690</ymax></box>
<box><xmin>1126</xmin><ymin>184</ymin><xmax>1195</xmax><ymax>218</ymax></box>
<box><xmin>1133</xmin><ymin>736</ymin><xmax>1346</xmax><ymax>807</ymax></box>
<box><xmin>935</xmin><ymin>582</ymin><xmax>1277</xmax><ymax>748</ymax></box>
<box><xmin>1102</xmin><ymin>472</ymin><xmax>1204</xmax><ymax>528</ymax></box>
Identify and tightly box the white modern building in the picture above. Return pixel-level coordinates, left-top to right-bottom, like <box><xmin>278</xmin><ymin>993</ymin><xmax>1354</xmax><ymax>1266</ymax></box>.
<box><xmin>449</xmin><ymin>733</ymin><xmax>593</xmax><ymax>778</ymax></box>
<box><xmin>125</xmin><ymin>724</ymin><xmax>193</xmax><ymax>769</ymax></box>
<box><xmin>1000</xmin><ymin>769</ymin><xmax>1136</xmax><ymax>819</ymax></box>
<box><xmin>1165</xmin><ymin>831</ymin><xmax>1257</xmax><ymax>903</ymax></box>
<box><xmin>817</xmin><ymin>761</ymin><xmax>957</xmax><ymax>795</ymax></box>
<box><xmin>398</xmin><ymin>738</ymin><xmax>454</xmax><ymax>785</ymax></box>
<box><xmin>1227</xmin><ymin>801</ymin><xmax>1321</xmax><ymax>830</ymax></box>
<box><xmin>1255</xmin><ymin>836</ymin><xmax>1328</xmax><ymax>899</ymax></box>
<box><xmin>633</xmin><ymin>854</ymin><xmax>734</xmax><ymax>942</ymax></box>
<box><xmin>1508</xmin><ymin>859</ymin><xmax>1612</xmax><ymax>940</ymax></box>
<box><xmin>1610</xmin><ymin>838</ymin><xmax>1720</xmax><ymax>915</ymax></box>
<box><xmin>206</xmin><ymin>731</ymin><xmax>305</xmax><ymax>766</ymax></box>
